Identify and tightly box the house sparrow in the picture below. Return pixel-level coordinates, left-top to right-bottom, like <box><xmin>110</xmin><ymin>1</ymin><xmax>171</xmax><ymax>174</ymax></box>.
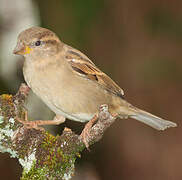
<box><xmin>13</xmin><ymin>27</ymin><xmax>177</xmax><ymax>145</ymax></box>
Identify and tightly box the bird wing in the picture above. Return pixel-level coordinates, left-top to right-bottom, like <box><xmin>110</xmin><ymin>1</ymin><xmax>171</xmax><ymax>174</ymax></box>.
<box><xmin>64</xmin><ymin>45</ymin><xmax>124</xmax><ymax>98</ymax></box>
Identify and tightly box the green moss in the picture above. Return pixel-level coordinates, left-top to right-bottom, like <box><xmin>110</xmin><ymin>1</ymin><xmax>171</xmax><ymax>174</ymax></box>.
<box><xmin>22</xmin><ymin>164</ymin><xmax>74</xmax><ymax>180</ymax></box>
<box><xmin>21</xmin><ymin>163</ymin><xmax>48</xmax><ymax>180</ymax></box>
<box><xmin>34</xmin><ymin>132</ymin><xmax>76</xmax><ymax>179</ymax></box>
<box><xmin>17</xmin><ymin>130</ymin><xmax>76</xmax><ymax>179</ymax></box>
<box><xmin>16</xmin><ymin>129</ymin><xmax>79</xmax><ymax>179</ymax></box>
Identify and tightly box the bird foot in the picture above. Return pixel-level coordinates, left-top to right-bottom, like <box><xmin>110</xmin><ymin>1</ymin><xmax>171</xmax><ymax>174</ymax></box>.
<box><xmin>80</xmin><ymin>115</ymin><xmax>98</xmax><ymax>150</ymax></box>
<box><xmin>16</xmin><ymin>114</ymin><xmax>65</xmax><ymax>131</ymax></box>
<box><xmin>16</xmin><ymin>118</ymin><xmax>45</xmax><ymax>131</ymax></box>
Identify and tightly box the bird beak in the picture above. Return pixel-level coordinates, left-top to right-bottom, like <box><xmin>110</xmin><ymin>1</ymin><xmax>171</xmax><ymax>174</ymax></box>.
<box><xmin>13</xmin><ymin>43</ymin><xmax>32</xmax><ymax>55</ymax></box>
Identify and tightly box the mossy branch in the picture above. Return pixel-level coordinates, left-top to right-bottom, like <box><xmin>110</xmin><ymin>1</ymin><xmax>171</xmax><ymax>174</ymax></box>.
<box><xmin>0</xmin><ymin>84</ymin><xmax>116</xmax><ymax>180</ymax></box>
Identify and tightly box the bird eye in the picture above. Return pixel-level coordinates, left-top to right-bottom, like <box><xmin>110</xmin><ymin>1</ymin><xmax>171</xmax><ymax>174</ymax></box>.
<box><xmin>35</xmin><ymin>40</ymin><xmax>41</xmax><ymax>46</ymax></box>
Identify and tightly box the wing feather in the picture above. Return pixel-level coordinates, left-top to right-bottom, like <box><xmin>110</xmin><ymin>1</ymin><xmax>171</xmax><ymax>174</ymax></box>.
<box><xmin>64</xmin><ymin>46</ymin><xmax>124</xmax><ymax>98</ymax></box>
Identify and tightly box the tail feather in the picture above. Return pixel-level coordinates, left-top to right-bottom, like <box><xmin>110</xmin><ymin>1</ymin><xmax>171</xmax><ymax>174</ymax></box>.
<box><xmin>120</xmin><ymin>106</ymin><xmax>177</xmax><ymax>130</ymax></box>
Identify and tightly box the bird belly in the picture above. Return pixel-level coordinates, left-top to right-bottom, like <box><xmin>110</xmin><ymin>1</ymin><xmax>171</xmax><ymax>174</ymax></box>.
<box><xmin>44</xmin><ymin>99</ymin><xmax>95</xmax><ymax>122</ymax></box>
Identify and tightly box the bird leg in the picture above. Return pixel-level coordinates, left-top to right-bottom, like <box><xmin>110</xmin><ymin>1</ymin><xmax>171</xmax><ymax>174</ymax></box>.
<box><xmin>17</xmin><ymin>114</ymin><xmax>65</xmax><ymax>130</ymax></box>
<box><xmin>80</xmin><ymin>115</ymin><xmax>98</xmax><ymax>149</ymax></box>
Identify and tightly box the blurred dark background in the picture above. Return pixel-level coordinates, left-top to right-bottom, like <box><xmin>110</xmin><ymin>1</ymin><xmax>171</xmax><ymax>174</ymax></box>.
<box><xmin>0</xmin><ymin>0</ymin><xmax>182</xmax><ymax>179</ymax></box>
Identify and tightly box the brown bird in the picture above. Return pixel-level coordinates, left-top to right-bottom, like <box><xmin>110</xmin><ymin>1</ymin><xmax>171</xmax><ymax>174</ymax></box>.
<box><xmin>13</xmin><ymin>27</ymin><xmax>177</xmax><ymax>146</ymax></box>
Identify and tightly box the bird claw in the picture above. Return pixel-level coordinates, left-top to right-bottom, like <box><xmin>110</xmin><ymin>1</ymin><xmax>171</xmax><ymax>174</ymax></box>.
<box><xmin>80</xmin><ymin>128</ymin><xmax>90</xmax><ymax>150</ymax></box>
<box><xmin>16</xmin><ymin>117</ymin><xmax>45</xmax><ymax>131</ymax></box>
<box><xmin>23</xmin><ymin>122</ymin><xmax>45</xmax><ymax>131</ymax></box>
<box><xmin>80</xmin><ymin>115</ymin><xmax>98</xmax><ymax>150</ymax></box>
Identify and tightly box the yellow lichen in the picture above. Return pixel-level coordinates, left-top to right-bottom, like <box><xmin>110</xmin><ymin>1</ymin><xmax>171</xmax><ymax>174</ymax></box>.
<box><xmin>1</xmin><ymin>94</ymin><xmax>13</xmax><ymax>103</ymax></box>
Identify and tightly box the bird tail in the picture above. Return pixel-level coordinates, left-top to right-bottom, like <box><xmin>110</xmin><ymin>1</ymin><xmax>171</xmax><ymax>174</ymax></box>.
<box><xmin>119</xmin><ymin>106</ymin><xmax>177</xmax><ymax>130</ymax></box>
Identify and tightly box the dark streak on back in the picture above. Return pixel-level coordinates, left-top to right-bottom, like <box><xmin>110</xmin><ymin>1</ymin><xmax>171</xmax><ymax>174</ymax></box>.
<box><xmin>71</xmin><ymin>66</ymin><xmax>87</xmax><ymax>75</ymax></box>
